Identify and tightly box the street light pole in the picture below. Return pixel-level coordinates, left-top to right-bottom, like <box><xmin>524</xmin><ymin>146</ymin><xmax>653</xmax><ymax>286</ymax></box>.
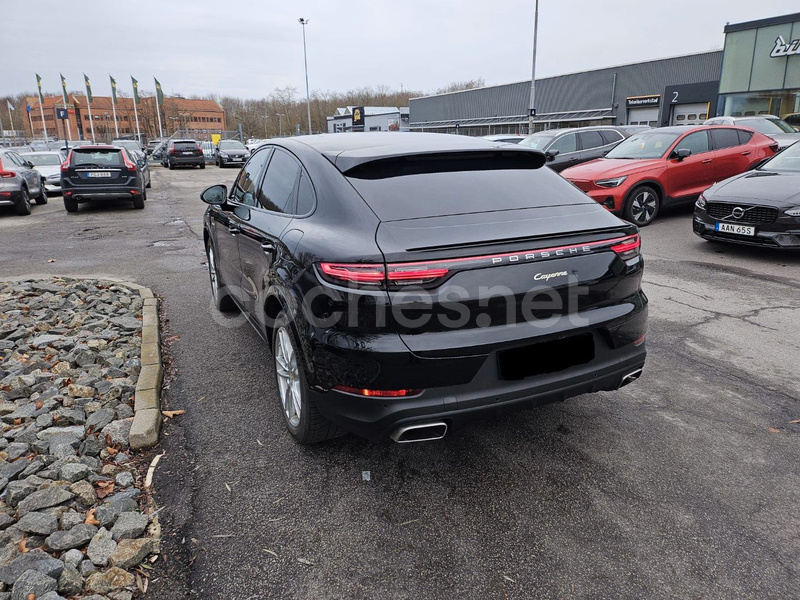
<box><xmin>298</xmin><ymin>18</ymin><xmax>313</xmax><ymax>135</ymax></box>
<box><xmin>277</xmin><ymin>113</ymin><xmax>285</xmax><ymax>137</ymax></box>
<box><xmin>528</xmin><ymin>0</ymin><xmax>539</xmax><ymax>134</ymax></box>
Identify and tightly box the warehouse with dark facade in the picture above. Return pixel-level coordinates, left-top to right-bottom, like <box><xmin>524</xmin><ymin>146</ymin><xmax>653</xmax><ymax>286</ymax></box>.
<box><xmin>409</xmin><ymin>51</ymin><xmax>723</xmax><ymax>135</ymax></box>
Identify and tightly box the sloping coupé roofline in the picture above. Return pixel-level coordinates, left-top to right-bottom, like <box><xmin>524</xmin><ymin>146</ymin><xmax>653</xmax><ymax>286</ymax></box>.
<box><xmin>290</xmin><ymin>132</ymin><xmax>545</xmax><ymax>173</ymax></box>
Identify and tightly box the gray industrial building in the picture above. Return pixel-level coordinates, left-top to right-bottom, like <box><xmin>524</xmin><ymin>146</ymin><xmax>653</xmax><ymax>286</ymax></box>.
<box><xmin>409</xmin><ymin>51</ymin><xmax>723</xmax><ymax>135</ymax></box>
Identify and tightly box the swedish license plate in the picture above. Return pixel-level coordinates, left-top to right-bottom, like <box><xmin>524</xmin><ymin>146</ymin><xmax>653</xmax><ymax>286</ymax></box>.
<box><xmin>182</xmin><ymin>151</ymin><xmax>194</xmax><ymax>155</ymax></box>
<box><xmin>87</xmin><ymin>172</ymin><xmax>112</xmax><ymax>178</ymax></box>
<box><xmin>716</xmin><ymin>222</ymin><xmax>754</xmax><ymax>236</ymax></box>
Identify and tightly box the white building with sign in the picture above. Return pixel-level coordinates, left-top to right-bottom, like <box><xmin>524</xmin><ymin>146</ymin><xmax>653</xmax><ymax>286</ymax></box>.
<box><xmin>326</xmin><ymin>107</ymin><xmax>409</xmax><ymax>133</ymax></box>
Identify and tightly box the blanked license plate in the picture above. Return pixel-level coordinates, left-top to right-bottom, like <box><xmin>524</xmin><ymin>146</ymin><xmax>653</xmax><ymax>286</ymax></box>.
<box><xmin>182</xmin><ymin>151</ymin><xmax>194</xmax><ymax>155</ymax></box>
<box><xmin>87</xmin><ymin>172</ymin><xmax>112</xmax><ymax>178</ymax></box>
<box><xmin>715</xmin><ymin>222</ymin><xmax>755</xmax><ymax>236</ymax></box>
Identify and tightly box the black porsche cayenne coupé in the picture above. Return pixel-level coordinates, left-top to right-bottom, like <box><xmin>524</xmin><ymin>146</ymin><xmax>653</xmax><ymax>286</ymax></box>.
<box><xmin>201</xmin><ymin>133</ymin><xmax>648</xmax><ymax>443</ymax></box>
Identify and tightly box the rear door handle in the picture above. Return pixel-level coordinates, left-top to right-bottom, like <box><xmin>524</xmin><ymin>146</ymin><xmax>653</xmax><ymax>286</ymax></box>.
<box><xmin>228</xmin><ymin>224</ymin><xmax>240</xmax><ymax>235</ymax></box>
<box><xmin>741</xmin><ymin>151</ymin><xmax>751</xmax><ymax>156</ymax></box>
<box><xmin>702</xmin><ymin>159</ymin><xmax>712</xmax><ymax>164</ymax></box>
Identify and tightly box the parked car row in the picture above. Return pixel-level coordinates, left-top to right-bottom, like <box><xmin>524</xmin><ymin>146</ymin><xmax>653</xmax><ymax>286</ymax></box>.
<box><xmin>0</xmin><ymin>142</ymin><xmax>153</xmax><ymax>216</ymax></box>
<box><xmin>486</xmin><ymin>115</ymin><xmax>796</xmax><ymax>232</ymax></box>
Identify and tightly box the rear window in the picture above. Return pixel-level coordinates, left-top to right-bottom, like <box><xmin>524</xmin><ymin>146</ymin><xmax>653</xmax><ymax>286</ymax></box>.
<box><xmin>174</xmin><ymin>142</ymin><xmax>198</xmax><ymax>150</ymax></box>
<box><xmin>72</xmin><ymin>150</ymin><xmax>123</xmax><ymax>167</ymax></box>
<box><xmin>345</xmin><ymin>152</ymin><xmax>591</xmax><ymax>221</ymax></box>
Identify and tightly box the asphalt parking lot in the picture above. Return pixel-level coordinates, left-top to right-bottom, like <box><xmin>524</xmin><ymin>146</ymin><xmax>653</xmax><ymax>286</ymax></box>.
<box><xmin>1</xmin><ymin>165</ymin><xmax>798</xmax><ymax>599</ymax></box>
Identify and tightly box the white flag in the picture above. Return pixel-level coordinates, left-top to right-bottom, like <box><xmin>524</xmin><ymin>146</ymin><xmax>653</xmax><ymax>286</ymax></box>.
<box><xmin>6</xmin><ymin>101</ymin><xmax>13</xmax><ymax>111</ymax></box>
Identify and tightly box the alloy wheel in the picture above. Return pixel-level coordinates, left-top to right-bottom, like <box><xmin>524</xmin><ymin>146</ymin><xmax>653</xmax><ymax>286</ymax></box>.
<box><xmin>630</xmin><ymin>190</ymin><xmax>657</xmax><ymax>225</ymax></box>
<box><xmin>275</xmin><ymin>326</ymin><xmax>302</xmax><ymax>428</ymax></box>
<box><xmin>207</xmin><ymin>245</ymin><xmax>219</xmax><ymax>301</ymax></box>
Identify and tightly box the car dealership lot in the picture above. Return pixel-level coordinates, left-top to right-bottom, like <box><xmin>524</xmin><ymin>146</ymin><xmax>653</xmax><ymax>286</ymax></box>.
<box><xmin>1</xmin><ymin>167</ymin><xmax>798</xmax><ymax>598</ymax></box>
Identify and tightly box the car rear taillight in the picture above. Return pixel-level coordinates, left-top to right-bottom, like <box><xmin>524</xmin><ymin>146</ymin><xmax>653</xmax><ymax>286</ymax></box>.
<box><xmin>611</xmin><ymin>234</ymin><xmax>641</xmax><ymax>260</ymax></box>
<box><xmin>60</xmin><ymin>150</ymin><xmax>73</xmax><ymax>172</ymax></box>
<box><xmin>319</xmin><ymin>263</ymin><xmax>385</xmax><ymax>285</ymax></box>
<box><xmin>319</xmin><ymin>262</ymin><xmax>450</xmax><ymax>287</ymax></box>
<box><xmin>333</xmin><ymin>385</ymin><xmax>422</xmax><ymax>397</ymax></box>
<box><xmin>122</xmin><ymin>154</ymin><xmax>137</xmax><ymax>170</ymax></box>
<box><xmin>0</xmin><ymin>158</ymin><xmax>14</xmax><ymax>178</ymax></box>
<box><xmin>169</xmin><ymin>148</ymin><xmax>176</xmax><ymax>154</ymax></box>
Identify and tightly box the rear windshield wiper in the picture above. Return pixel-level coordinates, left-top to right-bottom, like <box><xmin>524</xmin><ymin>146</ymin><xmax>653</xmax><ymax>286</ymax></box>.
<box><xmin>74</xmin><ymin>163</ymin><xmax>102</xmax><ymax>168</ymax></box>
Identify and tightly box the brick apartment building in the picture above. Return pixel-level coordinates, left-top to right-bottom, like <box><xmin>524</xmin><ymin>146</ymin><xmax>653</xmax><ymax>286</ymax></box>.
<box><xmin>24</xmin><ymin>95</ymin><xmax>226</xmax><ymax>142</ymax></box>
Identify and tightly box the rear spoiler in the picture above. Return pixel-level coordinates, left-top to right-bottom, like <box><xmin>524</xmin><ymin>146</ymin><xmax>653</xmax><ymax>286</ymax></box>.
<box><xmin>341</xmin><ymin>149</ymin><xmax>547</xmax><ymax>180</ymax></box>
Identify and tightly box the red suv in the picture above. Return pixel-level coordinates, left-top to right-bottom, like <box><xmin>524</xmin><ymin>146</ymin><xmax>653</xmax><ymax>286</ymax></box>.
<box><xmin>561</xmin><ymin>126</ymin><xmax>777</xmax><ymax>225</ymax></box>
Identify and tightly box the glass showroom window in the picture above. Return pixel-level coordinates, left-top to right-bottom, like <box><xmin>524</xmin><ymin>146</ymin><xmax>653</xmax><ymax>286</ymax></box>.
<box><xmin>722</xmin><ymin>90</ymin><xmax>800</xmax><ymax>119</ymax></box>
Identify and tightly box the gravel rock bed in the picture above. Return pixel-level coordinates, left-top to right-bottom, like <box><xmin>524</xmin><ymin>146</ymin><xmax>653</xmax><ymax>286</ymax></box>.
<box><xmin>0</xmin><ymin>279</ymin><xmax>159</xmax><ymax>599</ymax></box>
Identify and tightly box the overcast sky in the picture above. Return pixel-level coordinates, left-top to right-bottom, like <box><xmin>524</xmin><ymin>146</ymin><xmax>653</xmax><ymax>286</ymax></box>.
<box><xmin>2</xmin><ymin>0</ymin><xmax>794</xmax><ymax>100</ymax></box>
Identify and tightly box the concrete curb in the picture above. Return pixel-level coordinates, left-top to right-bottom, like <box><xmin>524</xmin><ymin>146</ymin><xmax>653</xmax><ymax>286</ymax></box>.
<box><xmin>130</xmin><ymin>286</ymin><xmax>163</xmax><ymax>450</ymax></box>
<box><xmin>0</xmin><ymin>275</ymin><xmax>164</xmax><ymax>451</ymax></box>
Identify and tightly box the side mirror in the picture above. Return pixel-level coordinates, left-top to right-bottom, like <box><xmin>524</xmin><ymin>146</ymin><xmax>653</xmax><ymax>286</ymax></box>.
<box><xmin>201</xmin><ymin>184</ymin><xmax>227</xmax><ymax>205</ymax></box>
<box><xmin>25</xmin><ymin>161</ymin><xmax>34</xmax><ymax>168</ymax></box>
<box><xmin>673</xmin><ymin>148</ymin><xmax>692</xmax><ymax>160</ymax></box>
<box><xmin>545</xmin><ymin>149</ymin><xmax>559</xmax><ymax>162</ymax></box>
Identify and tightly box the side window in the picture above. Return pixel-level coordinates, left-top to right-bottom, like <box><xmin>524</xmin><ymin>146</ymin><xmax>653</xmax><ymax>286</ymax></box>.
<box><xmin>297</xmin><ymin>172</ymin><xmax>315</xmax><ymax>215</ymax></box>
<box><xmin>710</xmin><ymin>128</ymin><xmax>741</xmax><ymax>150</ymax></box>
<box><xmin>257</xmin><ymin>149</ymin><xmax>301</xmax><ymax>214</ymax></box>
<box><xmin>677</xmin><ymin>131</ymin><xmax>709</xmax><ymax>155</ymax></box>
<box><xmin>600</xmin><ymin>130</ymin><xmax>623</xmax><ymax>145</ymax></box>
<box><xmin>8</xmin><ymin>153</ymin><xmax>24</xmax><ymax>167</ymax></box>
<box><xmin>578</xmin><ymin>130</ymin><xmax>605</xmax><ymax>150</ymax></box>
<box><xmin>548</xmin><ymin>133</ymin><xmax>576</xmax><ymax>154</ymax></box>
<box><xmin>737</xmin><ymin>130</ymin><xmax>754</xmax><ymax>145</ymax></box>
<box><xmin>233</xmin><ymin>147</ymin><xmax>271</xmax><ymax>206</ymax></box>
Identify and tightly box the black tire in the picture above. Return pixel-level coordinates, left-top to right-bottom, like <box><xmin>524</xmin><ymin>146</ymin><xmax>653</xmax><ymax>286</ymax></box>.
<box><xmin>206</xmin><ymin>242</ymin><xmax>238</xmax><ymax>313</ymax></box>
<box><xmin>623</xmin><ymin>185</ymin><xmax>660</xmax><ymax>227</ymax></box>
<box><xmin>145</xmin><ymin>177</ymin><xmax>151</xmax><ymax>189</ymax></box>
<box><xmin>218</xmin><ymin>160</ymin><xmax>224</xmax><ymax>168</ymax></box>
<box><xmin>142</xmin><ymin>188</ymin><xmax>147</xmax><ymax>201</ymax></box>
<box><xmin>199</xmin><ymin>162</ymin><xmax>205</xmax><ymax>169</ymax></box>
<box><xmin>15</xmin><ymin>187</ymin><xmax>32</xmax><ymax>216</ymax></box>
<box><xmin>272</xmin><ymin>311</ymin><xmax>341</xmax><ymax>444</ymax></box>
<box><xmin>133</xmin><ymin>194</ymin><xmax>144</xmax><ymax>209</ymax></box>
<box><xmin>168</xmin><ymin>161</ymin><xmax>174</xmax><ymax>170</ymax></box>
<box><xmin>63</xmin><ymin>196</ymin><xmax>78</xmax><ymax>213</ymax></box>
<box><xmin>35</xmin><ymin>182</ymin><xmax>48</xmax><ymax>205</ymax></box>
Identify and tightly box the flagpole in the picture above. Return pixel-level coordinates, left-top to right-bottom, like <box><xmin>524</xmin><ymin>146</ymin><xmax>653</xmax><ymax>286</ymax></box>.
<box><xmin>155</xmin><ymin>97</ymin><xmax>164</xmax><ymax>139</ymax></box>
<box><xmin>86</xmin><ymin>98</ymin><xmax>96</xmax><ymax>143</ymax></box>
<box><xmin>6</xmin><ymin>104</ymin><xmax>13</xmax><ymax>139</ymax></box>
<box><xmin>133</xmin><ymin>102</ymin><xmax>141</xmax><ymax>144</ymax></box>
<box><xmin>27</xmin><ymin>107</ymin><xmax>34</xmax><ymax>141</ymax></box>
<box><xmin>39</xmin><ymin>102</ymin><xmax>48</xmax><ymax>141</ymax></box>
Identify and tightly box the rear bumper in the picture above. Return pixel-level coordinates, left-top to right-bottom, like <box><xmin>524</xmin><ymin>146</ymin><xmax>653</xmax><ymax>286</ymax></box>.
<box><xmin>168</xmin><ymin>155</ymin><xmax>204</xmax><ymax>165</ymax></box>
<box><xmin>311</xmin><ymin>340</ymin><xmax>646</xmax><ymax>441</ymax></box>
<box><xmin>693</xmin><ymin>211</ymin><xmax>800</xmax><ymax>249</ymax></box>
<box><xmin>63</xmin><ymin>185</ymin><xmax>143</xmax><ymax>201</ymax></box>
<box><xmin>306</xmin><ymin>298</ymin><xmax>648</xmax><ymax>440</ymax></box>
<box><xmin>0</xmin><ymin>188</ymin><xmax>23</xmax><ymax>206</ymax></box>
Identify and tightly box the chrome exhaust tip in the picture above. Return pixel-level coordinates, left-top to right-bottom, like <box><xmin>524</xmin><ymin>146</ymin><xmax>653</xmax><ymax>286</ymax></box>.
<box><xmin>390</xmin><ymin>421</ymin><xmax>448</xmax><ymax>443</ymax></box>
<box><xmin>620</xmin><ymin>368</ymin><xmax>643</xmax><ymax>388</ymax></box>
